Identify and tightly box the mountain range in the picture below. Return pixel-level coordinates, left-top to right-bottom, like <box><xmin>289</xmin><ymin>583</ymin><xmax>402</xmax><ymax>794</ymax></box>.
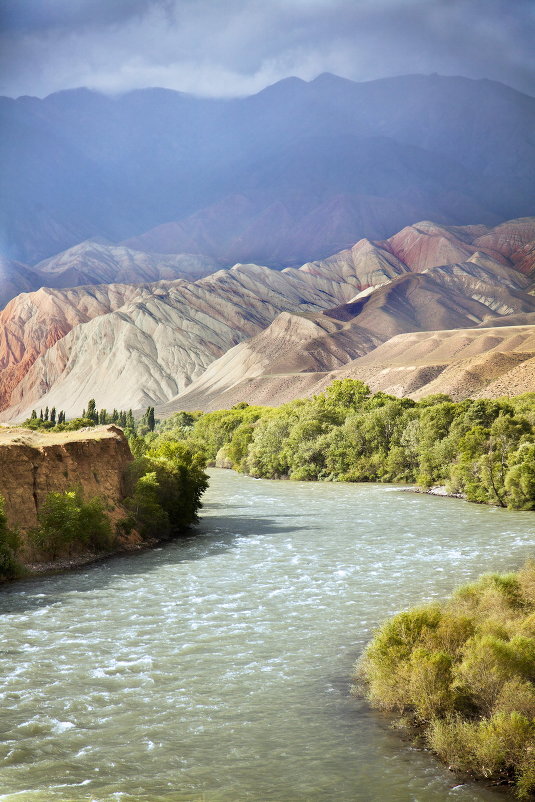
<box><xmin>1</xmin><ymin>73</ymin><xmax>534</xmax><ymax>269</ymax></box>
<box><xmin>1</xmin><ymin>216</ymin><xmax>534</xmax><ymax>421</ymax></box>
<box><xmin>1</xmin><ymin>73</ymin><xmax>534</xmax><ymax>419</ymax></box>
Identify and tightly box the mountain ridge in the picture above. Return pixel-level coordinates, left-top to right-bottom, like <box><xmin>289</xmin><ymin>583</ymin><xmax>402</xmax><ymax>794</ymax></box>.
<box><xmin>2</xmin><ymin>72</ymin><xmax>533</xmax><ymax>264</ymax></box>
<box><xmin>1</xmin><ymin>216</ymin><xmax>534</xmax><ymax>421</ymax></box>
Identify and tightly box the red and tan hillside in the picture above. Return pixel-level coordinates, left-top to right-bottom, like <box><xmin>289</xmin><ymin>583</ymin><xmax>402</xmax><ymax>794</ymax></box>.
<box><xmin>159</xmin><ymin>269</ymin><xmax>535</xmax><ymax>413</ymax></box>
<box><xmin>0</xmin><ymin>283</ymin><xmax>143</xmax><ymax>411</ymax></box>
<box><xmin>159</xmin><ymin>324</ymin><xmax>535</xmax><ymax>413</ymax></box>
<box><xmin>2</xmin><ymin>216</ymin><xmax>534</xmax><ymax>421</ymax></box>
<box><xmin>0</xmin><ymin>260</ymin><xmax>365</xmax><ymax>420</ymax></box>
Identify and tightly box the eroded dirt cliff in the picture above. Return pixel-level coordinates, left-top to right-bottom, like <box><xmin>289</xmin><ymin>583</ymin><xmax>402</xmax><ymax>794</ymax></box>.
<box><xmin>0</xmin><ymin>425</ymin><xmax>132</xmax><ymax>532</ymax></box>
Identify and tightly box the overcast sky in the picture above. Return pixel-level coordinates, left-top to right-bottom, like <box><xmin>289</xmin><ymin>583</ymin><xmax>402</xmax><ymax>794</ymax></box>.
<box><xmin>0</xmin><ymin>0</ymin><xmax>534</xmax><ymax>99</ymax></box>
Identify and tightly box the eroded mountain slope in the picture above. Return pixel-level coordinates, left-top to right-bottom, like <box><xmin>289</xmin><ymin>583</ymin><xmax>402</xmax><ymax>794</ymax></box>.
<box><xmin>2</xmin><ymin>216</ymin><xmax>534</xmax><ymax>420</ymax></box>
<box><xmin>0</xmin><ymin>260</ymin><xmax>368</xmax><ymax>420</ymax></box>
<box><xmin>161</xmin><ymin>325</ymin><xmax>535</xmax><ymax>412</ymax></box>
<box><xmin>0</xmin><ymin>283</ymin><xmax>143</xmax><ymax>411</ymax></box>
<box><xmin>161</xmin><ymin>270</ymin><xmax>535</xmax><ymax>412</ymax></box>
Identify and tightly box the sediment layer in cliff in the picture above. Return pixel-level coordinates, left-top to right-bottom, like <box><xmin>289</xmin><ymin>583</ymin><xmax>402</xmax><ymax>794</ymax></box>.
<box><xmin>0</xmin><ymin>425</ymin><xmax>132</xmax><ymax>532</ymax></box>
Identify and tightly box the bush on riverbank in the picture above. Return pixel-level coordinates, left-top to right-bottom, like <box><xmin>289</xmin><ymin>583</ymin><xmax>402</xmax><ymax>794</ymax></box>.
<box><xmin>357</xmin><ymin>563</ymin><xmax>535</xmax><ymax>798</ymax></box>
<box><xmin>0</xmin><ymin>496</ymin><xmax>22</xmax><ymax>579</ymax></box>
<box><xmin>29</xmin><ymin>490</ymin><xmax>115</xmax><ymax>560</ymax></box>
<box><xmin>123</xmin><ymin>438</ymin><xmax>209</xmax><ymax>539</ymax></box>
<box><xmin>160</xmin><ymin>382</ymin><xmax>535</xmax><ymax>510</ymax></box>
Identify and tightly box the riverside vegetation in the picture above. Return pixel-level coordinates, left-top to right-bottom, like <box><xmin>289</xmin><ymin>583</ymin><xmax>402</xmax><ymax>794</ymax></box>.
<box><xmin>3</xmin><ymin>383</ymin><xmax>534</xmax><ymax>795</ymax></box>
<box><xmin>358</xmin><ymin>563</ymin><xmax>535</xmax><ymax>798</ymax></box>
<box><xmin>146</xmin><ymin>381</ymin><xmax>535</xmax><ymax>796</ymax></box>
<box><xmin>152</xmin><ymin>380</ymin><xmax>535</xmax><ymax>510</ymax></box>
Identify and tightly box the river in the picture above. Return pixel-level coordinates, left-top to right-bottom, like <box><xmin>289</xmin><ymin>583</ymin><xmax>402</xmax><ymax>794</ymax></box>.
<box><xmin>0</xmin><ymin>469</ymin><xmax>534</xmax><ymax>801</ymax></box>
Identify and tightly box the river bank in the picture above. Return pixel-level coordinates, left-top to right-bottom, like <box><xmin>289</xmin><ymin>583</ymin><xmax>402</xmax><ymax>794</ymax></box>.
<box><xmin>0</xmin><ymin>424</ymin><xmax>208</xmax><ymax>582</ymax></box>
<box><xmin>405</xmin><ymin>484</ymin><xmax>466</xmax><ymax>499</ymax></box>
<box><xmin>22</xmin><ymin>535</ymin><xmax>163</xmax><ymax>577</ymax></box>
<box><xmin>162</xmin><ymin>384</ymin><xmax>535</xmax><ymax>511</ymax></box>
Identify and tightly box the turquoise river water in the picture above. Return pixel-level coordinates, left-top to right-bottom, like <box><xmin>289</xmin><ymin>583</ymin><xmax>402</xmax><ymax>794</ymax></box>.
<box><xmin>0</xmin><ymin>468</ymin><xmax>534</xmax><ymax>802</ymax></box>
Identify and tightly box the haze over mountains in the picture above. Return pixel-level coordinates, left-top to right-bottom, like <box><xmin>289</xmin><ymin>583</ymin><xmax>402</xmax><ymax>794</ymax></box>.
<box><xmin>1</xmin><ymin>73</ymin><xmax>534</xmax><ymax>269</ymax></box>
<box><xmin>0</xmin><ymin>243</ymin><xmax>220</xmax><ymax>310</ymax></box>
<box><xmin>0</xmin><ymin>72</ymin><xmax>534</xmax><ymax>419</ymax></box>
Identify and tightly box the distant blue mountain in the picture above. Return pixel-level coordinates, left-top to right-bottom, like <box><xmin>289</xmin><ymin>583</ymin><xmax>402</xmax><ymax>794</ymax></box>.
<box><xmin>1</xmin><ymin>73</ymin><xmax>533</xmax><ymax>265</ymax></box>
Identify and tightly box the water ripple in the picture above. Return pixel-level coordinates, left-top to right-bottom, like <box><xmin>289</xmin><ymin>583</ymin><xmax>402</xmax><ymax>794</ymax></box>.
<box><xmin>0</xmin><ymin>469</ymin><xmax>533</xmax><ymax>801</ymax></box>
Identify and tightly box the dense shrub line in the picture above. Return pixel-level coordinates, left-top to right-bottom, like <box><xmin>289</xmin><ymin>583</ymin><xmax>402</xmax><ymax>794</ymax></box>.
<box><xmin>121</xmin><ymin>439</ymin><xmax>208</xmax><ymax>540</ymax></box>
<box><xmin>357</xmin><ymin>564</ymin><xmax>535</xmax><ymax>798</ymax></box>
<box><xmin>158</xmin><ymin>381</ymin><xmax>535</xmax><ymax>510</ymax></box>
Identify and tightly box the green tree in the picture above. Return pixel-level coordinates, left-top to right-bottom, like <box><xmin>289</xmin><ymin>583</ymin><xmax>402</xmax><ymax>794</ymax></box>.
<box><xmin>86</xmin><ymin>399</ymin><xmax>98</xmax><ymax>424</ymax></box>
<box><xmin>505</xmin><ymin>443</ymin><xmax>535</xmax><ymax>510</ymax></box>
<box><xmin>30</xmin><ymin>491</ymin><xmax>81</xmax><ymax>559</ymax></box>
<box><xmin>124</xmin><ymin>472</ymin><xmax>169</xmax><ymax>539</ymax></box>
<box><xmin>324</xmin><ymin>378</ymin><xmax>371</xmax><ymax>410</ymax></box>
<box><xmin>124</xmin><ymin>441</ymin><xmax>207</xmax><ymax>538</ymax></box>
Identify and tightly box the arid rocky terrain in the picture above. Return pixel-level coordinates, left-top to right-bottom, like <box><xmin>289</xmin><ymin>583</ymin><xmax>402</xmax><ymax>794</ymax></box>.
<box><xmin>0</xmin><ymin>216</ymin><xmax>534</xmax><ymax>419</ymax></box>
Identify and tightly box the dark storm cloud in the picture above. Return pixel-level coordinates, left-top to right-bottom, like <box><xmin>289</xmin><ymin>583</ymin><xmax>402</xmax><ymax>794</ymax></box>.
<box><xmin>0</xmin><ymin>0</ymin><xmax>173</xmax><ymax>32</ymax></box>
<box><xmin>0</xmin><ymin>0</ymin><xmax>533</xmax><ymax>98</ymax></box>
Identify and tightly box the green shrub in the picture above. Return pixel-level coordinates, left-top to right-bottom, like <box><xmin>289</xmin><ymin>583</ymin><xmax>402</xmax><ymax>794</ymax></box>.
<box><xmin>518</xmin><ymin>560</ymin><xmax>535</xmax><ymax>606</ymax></box>
<box><xmin>0</xmin><ymin>495</ymin><xmax>22</xmax><ymax>579</ymax></box>
<box><xmin>453</xmin><ymin>634</ymin><xmax>532</xmax><ymax>715</ymax></box>
<box><xmin>360</xmin><ymin>607</ymin><xmax>442</xmax><ymax>711</ymax></box>
<box><xmin>359</xmin><ymin>563</ymin><xmax>535</xmax><ymax>797</ymax></box>
<box><xmin>30</xmin><ymin>490</ymin><xmax>114</xmax><ymax>560</ymax></box>
<box><xmin>123</xmin><ymin>440</ymin><xmax>208</xmax><ymax>539</ymax></box>
<box><xmin>495</xmin><ymin>678</ymin><xmax>535</xmax><ymax>719</ymax></box>
<box><xmin>428</xmin><ymin>713</ymin><xmax>534</xmax><ymax>793</ymax></box>
<box><xmin>408</xmin><ymin>649</ymin><xmax>454</xmax><ymax>720</ymax></box>
<box><xmin>124</xmin><ymin>471</ymin><xmax>170</xmax><ymax>539</ymax></box>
